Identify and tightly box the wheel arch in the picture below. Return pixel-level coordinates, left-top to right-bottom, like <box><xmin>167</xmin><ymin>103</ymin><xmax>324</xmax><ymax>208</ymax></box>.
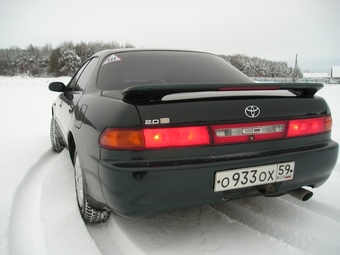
<box><xmin>68</xmin><ymin>131</ymin><xmax>76</xmax><ymax>165</ymax></box>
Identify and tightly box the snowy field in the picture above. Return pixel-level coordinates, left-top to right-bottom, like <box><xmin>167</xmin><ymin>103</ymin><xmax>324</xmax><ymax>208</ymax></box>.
<box><xmin>0</xmin><ymin>76</ymin><xmax>339</xmax><ymax>255</ymax></box>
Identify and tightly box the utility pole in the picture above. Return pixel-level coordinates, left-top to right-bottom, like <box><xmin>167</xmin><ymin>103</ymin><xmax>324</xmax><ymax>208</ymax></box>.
<box><xmin>293</xmin><ymin>54</ymin><xmax>298</xmax><ymax>83</ymax></box>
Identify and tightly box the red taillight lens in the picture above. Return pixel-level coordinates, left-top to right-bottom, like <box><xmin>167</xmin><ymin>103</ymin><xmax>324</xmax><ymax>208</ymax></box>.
<box><xmin>143</xmin><ymin>126</ymin><xmax>210</xmax><ymax>148</ymax></box>
<box><xmin>99</xmin><ymin>117</ymin><xmax>332</xmax><ymax>150</ymax></box>
<box><xmin>286</xmin><ymin>117</ymin><xmax>332</xmax><ymax>138</ymax></box>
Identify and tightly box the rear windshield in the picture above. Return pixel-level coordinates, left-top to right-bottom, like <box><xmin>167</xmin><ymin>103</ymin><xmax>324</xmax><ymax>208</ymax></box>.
<box><xmin>98</xmin><ymin>51</ymin><xmax>252</xmax><ymax>90</ymax></box>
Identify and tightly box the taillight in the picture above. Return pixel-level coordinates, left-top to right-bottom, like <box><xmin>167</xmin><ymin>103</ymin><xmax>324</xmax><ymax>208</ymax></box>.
<box><xmin>143</xmin><ymin>126</ymin><xmax>210</xmax><ymax>148</ymax></box>
<box><xmin>286</xmin><ymin>117</ymin><xmax>332</xmax><ymax>138</ymax></box>
<box><xmin>99</xmin><ymin>126</ymin><xmax>210</xmax><ymax>150</ymax></box>
<box><xmin>99</xmin><ymin>128</ymin><xmax>145</xmax><ymax>149</ymax></box>
<box><xmin>99</xmin><ymin>117</ymin><xmax>332</xmax><ymax>150</ymax></box>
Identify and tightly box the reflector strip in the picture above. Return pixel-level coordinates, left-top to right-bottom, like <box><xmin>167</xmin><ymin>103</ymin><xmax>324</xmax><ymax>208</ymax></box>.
<box><xmin>212</xmin><ymin>121</ymin><xmax>287</xmax><ymax>144</ymax></box>
<box><xmin>215</xmin><ymin>124</ymin><xmax>285</xmax><ymax>137</ymax></box>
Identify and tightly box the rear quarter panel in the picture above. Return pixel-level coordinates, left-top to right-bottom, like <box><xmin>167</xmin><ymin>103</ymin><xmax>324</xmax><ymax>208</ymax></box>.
<box><xmin>70</xmin><ymin>94</ymin><xmax>142</xmax><ymax>203</ymax></box>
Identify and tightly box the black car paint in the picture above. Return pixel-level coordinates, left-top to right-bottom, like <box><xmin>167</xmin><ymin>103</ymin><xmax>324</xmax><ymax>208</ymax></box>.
<box><xmin>50</xmin><ymin>49</ymin><xmax>339</xmax><ymax>218</ymax></box>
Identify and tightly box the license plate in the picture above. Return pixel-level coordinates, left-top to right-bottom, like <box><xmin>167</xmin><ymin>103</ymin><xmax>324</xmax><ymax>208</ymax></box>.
<box><xmin>214</xmin><ymin>161</ymin><xmax>295</xmax><ymax>192</ymax></box>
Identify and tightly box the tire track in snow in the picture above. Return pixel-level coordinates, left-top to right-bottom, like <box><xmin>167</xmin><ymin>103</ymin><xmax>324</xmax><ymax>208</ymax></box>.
<box><xmin>94</xmin><ymin>205</ymin><xmax>305</xmax><ymax>255</ymax></box>
<box><xmin>212</xmin><ymin>196</ymin><xmax>340</xmax><ymax>255</ymax></box>
<box><xmin>40</xmin><ymin>150</ymin><xmax>102</xmax><ymax>255</ymax></box>
<box><xmin>9</xmin><ymin>149</ymin><xmax>102</xmax><ymax>255</ymax></box>
<box><xmin>9</xmin><ymin>150</ymin><xmax>55</xmax><ymax>255</ymax></box>
<box><xmin>87</xmin><ymin>215</ymin><xmax>146</xmax><ymax>255</ymax></box>
<box><xmin>280</xmin><ymin>195</ymin><xmax>340</xmax><ymax>222</ymax></box>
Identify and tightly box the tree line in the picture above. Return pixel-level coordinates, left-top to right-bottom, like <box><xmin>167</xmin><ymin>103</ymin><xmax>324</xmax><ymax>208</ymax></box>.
<box><xmin>219</xmin><ymin>54</ymin><xmax>302</xmax><ymax>78</ymax></box>
<box><xmin>0</xmin><ymin>41</ymin><xmax>301</xmax><ymax>78</ymax></box>
<box><xmin>0</xmin><ymin>41</ymin><xmax>134</xmax><ymax>77</ymax></box>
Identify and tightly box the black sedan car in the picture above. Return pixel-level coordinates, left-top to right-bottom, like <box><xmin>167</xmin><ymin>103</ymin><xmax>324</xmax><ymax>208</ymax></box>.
<box><xmin>49</xmin><ymin>49</ymin><xmax>338</xmax><ymax>222</ymax></box>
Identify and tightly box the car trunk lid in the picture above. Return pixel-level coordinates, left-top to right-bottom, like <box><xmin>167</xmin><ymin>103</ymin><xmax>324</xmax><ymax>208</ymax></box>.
<box><xmin>100</xmin><ymin>83</ymin><xmax>331</xmax><ymax>149</ymax></box>
<box><xmin>107</xmin><ymin>83</ymin><xmax>327</xmax><ymax>126</ymax></box>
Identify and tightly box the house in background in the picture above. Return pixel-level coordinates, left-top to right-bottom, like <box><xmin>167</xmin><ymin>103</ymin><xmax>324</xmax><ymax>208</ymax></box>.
<box><xmin>302</xmin><ymin>72</ymin><xmax>329</xmax><ymax>83</ymax></box>
<box><xmin>331</xmin><ymin>66</ymin><xmax>340</xmax><ymax>81</ymax></box>
<box><xmin>303</xmin><ymin>73</ymin><xmax>329</xmax><ymax>79</ymax></box>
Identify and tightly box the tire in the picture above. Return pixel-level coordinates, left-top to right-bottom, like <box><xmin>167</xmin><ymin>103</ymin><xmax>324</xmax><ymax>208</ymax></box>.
<box><xmin>73</xmin><ymin>149</ymin><xmax>110</xmax><ymax>223</ymax></box>
<box><xmin>50</xmin><ymin>117</ymin><xmax>65</xmax><ymax>152</ymax></box>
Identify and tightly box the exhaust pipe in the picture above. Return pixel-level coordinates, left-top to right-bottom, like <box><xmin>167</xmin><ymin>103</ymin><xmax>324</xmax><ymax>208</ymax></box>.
<box><xmin>288</xmin><ymin>188</ymin><xmax>313</xmax><ymax>201</ymax></box>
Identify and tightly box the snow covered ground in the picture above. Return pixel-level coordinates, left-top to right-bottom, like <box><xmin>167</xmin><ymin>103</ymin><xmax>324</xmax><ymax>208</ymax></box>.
<box><xmin>0</xmin><ymin>76</ymin><xmax>339</xmax><ymax>255</ymax></box>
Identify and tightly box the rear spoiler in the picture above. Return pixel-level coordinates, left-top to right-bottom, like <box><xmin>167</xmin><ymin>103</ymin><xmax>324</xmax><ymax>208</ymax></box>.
<box><xmin>121</xmin><ymin>83</ymin><xmax>324</xmax><ymax>104</ymax></box>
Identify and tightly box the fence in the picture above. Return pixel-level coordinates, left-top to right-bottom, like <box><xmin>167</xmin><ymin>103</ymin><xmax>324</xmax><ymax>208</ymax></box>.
<box><xmin>250</xmin><ymin>77</ymin><xmax>337</xmax><ymax>84</ymax></box>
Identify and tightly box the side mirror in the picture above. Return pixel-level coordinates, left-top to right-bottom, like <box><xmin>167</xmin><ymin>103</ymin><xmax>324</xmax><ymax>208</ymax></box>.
<box><xmin>49</xmin><ymin>82</ymin><xmax>66</xmax><ymax>92</ymax></box>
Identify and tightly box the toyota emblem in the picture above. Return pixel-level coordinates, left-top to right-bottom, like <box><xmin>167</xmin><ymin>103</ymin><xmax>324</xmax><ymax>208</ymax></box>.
<box><xmin>245</xmin><ymin>105</ymin><xmax>260</xmax><ymax>118</ymax></box>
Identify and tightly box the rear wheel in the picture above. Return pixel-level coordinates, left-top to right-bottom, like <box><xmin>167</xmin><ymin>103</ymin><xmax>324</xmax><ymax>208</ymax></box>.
<box><xmin>73</xmin><ymin>149</ymin><xmax>110</xmax><ymax>223</ymax></box>
<box><xmin>50</xmin><ymin>117</ymin><xmax>65</xmax><ymax>152</ymax></box>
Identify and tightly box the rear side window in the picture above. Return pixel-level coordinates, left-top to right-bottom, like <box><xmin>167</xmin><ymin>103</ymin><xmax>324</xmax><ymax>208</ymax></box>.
<box><xmin>76</xmin><ymin>57</ymin><xmax>99</xmax><ymax>91</ymax></box>
<box><xmin>68</xmin><ymin>57</ymin><xmax>99</xmax><ymax>91</ymax></box>
<box><xmin>98</xmin><ymin>51</ymin><xmax>252</xmax><ymax>90</ymax></box>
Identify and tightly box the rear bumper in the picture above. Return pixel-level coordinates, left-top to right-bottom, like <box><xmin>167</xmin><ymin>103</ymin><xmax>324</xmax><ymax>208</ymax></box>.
<box><xmin>97</xmin><ymin>138</ymin><xmax>338</xmax><ymax>218</ymax></box>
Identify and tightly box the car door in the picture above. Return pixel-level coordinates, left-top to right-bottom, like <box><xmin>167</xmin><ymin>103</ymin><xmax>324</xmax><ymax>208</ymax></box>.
<box><xmin>58</xmin><ymin>57</ymin><xmax>99</xmax><ymax>138</ymax></box>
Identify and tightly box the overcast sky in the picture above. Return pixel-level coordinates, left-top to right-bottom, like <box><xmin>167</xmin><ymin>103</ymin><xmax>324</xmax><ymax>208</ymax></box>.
<box><xmin>1</xmin><ymin>0</ymin><xmax>339</xmax><ymax>73</ymax></box>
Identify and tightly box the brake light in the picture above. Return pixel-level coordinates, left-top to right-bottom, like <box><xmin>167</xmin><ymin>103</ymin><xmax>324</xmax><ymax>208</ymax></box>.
<box><xmin>286</xmin><ymin>117</ymin><xmax>332</xmax><ymax>138</ymax></box>
<box><xmin>99</xmin><ymin>117</ymin><xmax>332</xmax><ymax>150</ymax></box>
<box><xmin>218</xmin><ymin>86</ymin><xmax>279</xmax><ymax>91</ymax></box>
<box><xmin>144</xmin><ymin>126</ymin><xmax>210</xmax><ymax>148</ymax></box>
